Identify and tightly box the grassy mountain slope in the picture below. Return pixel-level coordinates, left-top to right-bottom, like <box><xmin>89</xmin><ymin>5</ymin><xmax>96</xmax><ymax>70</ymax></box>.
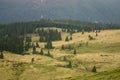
<box><xmin>0</xmin><ymin>29</ymin><xmax>120</xmax><ymax>80</ymax></box>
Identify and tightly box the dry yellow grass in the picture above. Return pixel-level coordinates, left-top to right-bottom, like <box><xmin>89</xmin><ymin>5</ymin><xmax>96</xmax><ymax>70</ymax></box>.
<box><xmin>73</xmin><ymin>52</ymin><xmax>120</xmax><ymax>72</ymax></box>
<box><xmin>32</xmin><ymin>29</ymin><xmax>120</xmax><ymax>48</ymax></box>
<box><xmin>0</xmin><ymin>29</ymin><xmax>120</xmax><ymax>80</ymax></box>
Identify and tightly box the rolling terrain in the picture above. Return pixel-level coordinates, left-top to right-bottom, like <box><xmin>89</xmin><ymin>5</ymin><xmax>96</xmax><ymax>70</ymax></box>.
<box><xmin>0</xmin><ymin>29</ymin><xmax>120</xmax><ymax>80</ymax></box>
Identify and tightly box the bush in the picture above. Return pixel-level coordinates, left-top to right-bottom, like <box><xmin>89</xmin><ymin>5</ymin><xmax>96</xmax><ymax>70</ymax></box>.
<box><xmin>78</xmin><ymin>43</ymin><xmax>82</xmax><ymax>47</ymax></box>
<box><xmin>61</xmin><ymin>45</ymin><xmax>65</xmax><ymax>50</ymax></box>
<box><xmin>67</xmin><ymin>61</ymin><xmax>72</xmax><ymax>68</ymax></box>
<box><xmin>96</xmin><ymin>33</ymin><xmax>98</xmax><ymax>36</ymax></box>
<box><xmin>68</xmin><ymin>45</ymin><xmax>74</xmax><ymax>50</ymax></box>
<box><xmin>88</xmin><ymin>35</ymin><xmax>94</xmax><ymax>40</ymax></box>
<box><xmin>86</xmin><ymin>42</ymin><xmax>88</xmax><ymax>46</ymax></box>
<box><xmin>62</xmin><ymin>44</ymin><xmax>74</xmax><ymax>50</ymax></box>
<box><xmin>63</xmin><ymin>56</ymin><xmax>67</xmax><ymax>61</ymax></box>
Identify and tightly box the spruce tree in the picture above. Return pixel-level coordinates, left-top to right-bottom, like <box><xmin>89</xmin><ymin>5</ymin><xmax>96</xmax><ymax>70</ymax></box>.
<box><xmin>45</xmin><ymin>40</ymin><xmax>53</xmax><ymax>49</ymax></box>
<box><xmin>65</xmin><ymin>36</ymin><xmax>69</xmax><ymax>41</ymax></box>
<box><xmin>31</xmin><ymin>58</ymin><xmax>34</xmax><ymax>64</ymax></box>
<box><xmin>32</xmin><ymin>46</ymin><xmax>36</xmax><ymax>54</ymax></box>
<box><xmin>40</xmin><ymin>48</ymin><xmax>44</xmax><ymax>55</ymax></box>
<box><xmin>92</xmin><ymin>66</ymin><xmax>97</xmax><ymax>72</ymax></box>
<box><xmin>70</xmin><ymin>36</ymin><xmax>72</xmax><ymax>40</ymax></box>
<box><xmin>36</xmin><ymin>42</ymin><xmax>40</xmax><ymax>48</ymax></box>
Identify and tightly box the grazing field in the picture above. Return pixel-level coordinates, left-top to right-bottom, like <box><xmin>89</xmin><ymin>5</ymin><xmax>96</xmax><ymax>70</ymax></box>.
<box><xmin>0</xmin><ymin>29</ymin><xmax>120</xmax><ymax>80</ymax></box>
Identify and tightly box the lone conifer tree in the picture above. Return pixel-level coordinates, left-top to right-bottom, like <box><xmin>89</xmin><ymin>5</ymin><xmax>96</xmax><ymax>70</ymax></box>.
<box><xmin>31</xmin><ymin>58</ymin><xmax>34</xmax><ymax>64</ymax></box>
<box><xmin>70</xmin><ymin>36</ymin><xmax>72</xmax><ymax>40</ymax></box>
<box><xmin>92</xmin><ymin>66</ymin><xmax>97</xmax><ymax>72</ymax></box>
<box><xmin>36</xmin><ymin>42</ymin><xmax>40</xmax><ymax>48</ymax></box>
<box><xmin>32</xmin><ymin>46</ymin><xmax>36</xmax><ymax>54</ymax></box>
<box><xmin>65</xmin><ymin>36</ymin><xmax>69</xmax><ymax>41</ymax></box>
<box><xmin>40</xmin><ymin>48</ymin><xmax>44</xmax><ymax>55</ymax></box>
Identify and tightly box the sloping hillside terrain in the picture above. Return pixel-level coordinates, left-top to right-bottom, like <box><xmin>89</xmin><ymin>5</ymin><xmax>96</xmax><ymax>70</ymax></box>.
<box><xmin>0</xmin><ymin>29</ymin><xmax>120</xmax><ymax>80</ymax></box>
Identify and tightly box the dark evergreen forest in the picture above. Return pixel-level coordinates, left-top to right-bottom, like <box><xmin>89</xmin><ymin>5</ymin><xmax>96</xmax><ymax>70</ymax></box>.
<box><xmin>0</xmin><ymin>19</ymin><xmax>120</xmax><ymax>54</ymax></box>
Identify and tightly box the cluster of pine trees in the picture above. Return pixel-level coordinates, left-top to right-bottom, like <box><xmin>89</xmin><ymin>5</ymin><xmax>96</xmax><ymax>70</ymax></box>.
<box><xmin>37</xmin><ymin>28</ymin><xmax>62</xmax><ymax>42</ymax></box>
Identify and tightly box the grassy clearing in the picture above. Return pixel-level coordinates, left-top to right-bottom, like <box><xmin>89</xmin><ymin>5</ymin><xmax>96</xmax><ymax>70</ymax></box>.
<box><xmin>76</xmin><ymin>42</ymin><xmax>120</xmax><ymax>53</ymax></box>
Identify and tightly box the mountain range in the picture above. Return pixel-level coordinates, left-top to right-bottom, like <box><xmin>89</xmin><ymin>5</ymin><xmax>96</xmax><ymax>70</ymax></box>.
<box><xmin>0</xmin><ymin>0</ymin><xmax>120</xmax><ymax>24</ymax></box>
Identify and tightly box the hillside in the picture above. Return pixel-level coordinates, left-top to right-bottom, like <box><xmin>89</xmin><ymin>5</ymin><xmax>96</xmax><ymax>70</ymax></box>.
<box><xmin>66</xmin><ymin>68</ymin><xmax>120</xmax><ymax>80</ymax></box>
<box><xmin>0</xmin><ymin>29</ymin><xmax>120</xmax><ymax>80</ymax></box>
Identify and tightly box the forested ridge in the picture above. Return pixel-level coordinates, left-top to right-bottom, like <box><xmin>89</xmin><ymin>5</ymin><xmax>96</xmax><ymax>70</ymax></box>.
<box><xmin>0</xmin><ymin>19</ymin><xmax>120</xmax><ymax>37</ymax></box>
<box><xmin>0</xmin><ymin>19</ymin><xmax>120</xmax><ymax>54</ymax></box>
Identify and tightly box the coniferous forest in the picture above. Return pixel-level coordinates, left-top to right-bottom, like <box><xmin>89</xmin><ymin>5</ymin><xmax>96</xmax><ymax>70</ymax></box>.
<box><xmin>0</xmin><ymin>19</ymin><xmax>120</xmax><ymax>54</ymax></box>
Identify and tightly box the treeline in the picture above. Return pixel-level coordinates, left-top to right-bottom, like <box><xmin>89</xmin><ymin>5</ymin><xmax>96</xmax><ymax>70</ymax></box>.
<box><xmin>0</xmin><ymin>19</ymin><xmax>120</xmax><ymax>37</ymax></box>
<box><xmin>0</xmin><ymin>19</ymin><xmax>120</xmax><ymax>54</ymax></box>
